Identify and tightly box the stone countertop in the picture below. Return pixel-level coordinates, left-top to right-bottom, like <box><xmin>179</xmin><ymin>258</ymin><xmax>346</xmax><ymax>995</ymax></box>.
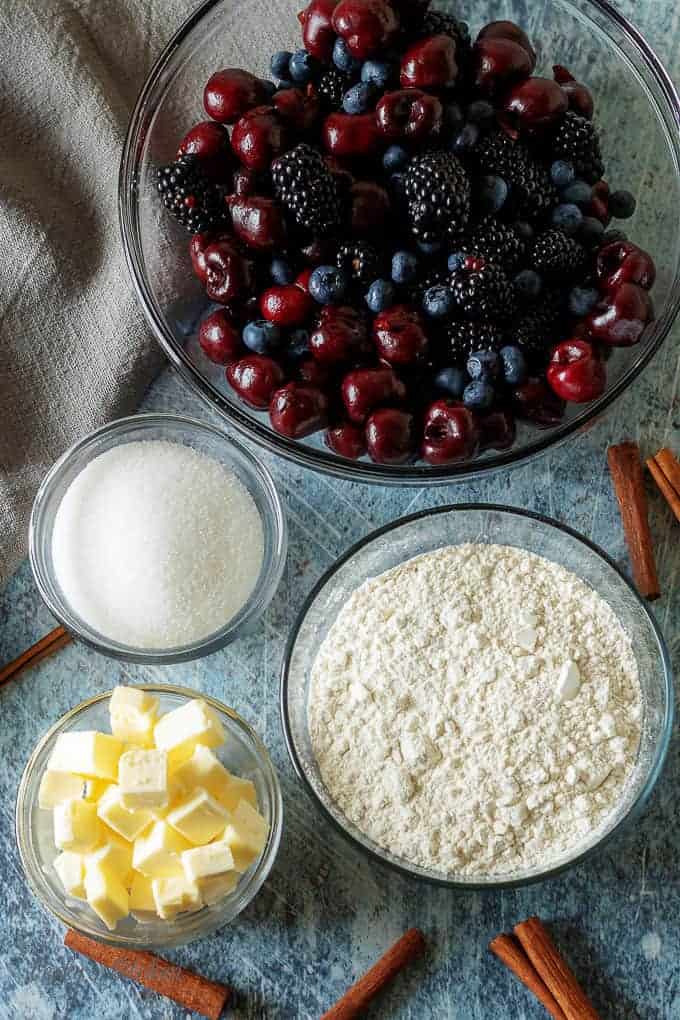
<box><xmin>1</xmin><ymin>2</ymin><xmax>680</xmax><ymax>1017</ymax></box>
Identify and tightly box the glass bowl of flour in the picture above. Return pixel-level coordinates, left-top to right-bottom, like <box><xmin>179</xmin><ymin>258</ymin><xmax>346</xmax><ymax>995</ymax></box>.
<box><xmin>30</xmin><ymin>414</ymin><xmax>286</xmax><ymax>664</ymax></box>
<box><xmin>281</xmin><ymin>505</ymin><xmax>673</xmax><ymax>887</ymax></box>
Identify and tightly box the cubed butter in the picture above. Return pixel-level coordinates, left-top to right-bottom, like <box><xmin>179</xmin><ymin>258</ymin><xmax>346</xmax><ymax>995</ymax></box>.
<box><xmin>171</xmin><ymin>745</ymin><xmax>257</xmax><ymax>813</ymax></box>
<box><xmin>167</xmin><ymin>788</ymin><xmax>229</xmax><ymax>846</ymax></box>
<box><xmin>181</xmin><ymin>840</ymin><xmax>234</xmax><ymax>883</ymax></box>
<box><xmin>84</xmin><ymin>862</ymin><xmax>129</xmax><ymax>931</ymax></box>
<box><xmin>151</xmin><ymin>876</ymin><xmax>202</xmax><ymax>920</ymax></box>
<box><xmin>199</xmin><ymin>871</ymin><xmax>239</xmax><ymax>906</ymax></box>
<box><xmin>222</xmin><ymin>800</ymin><xmax>268</xmax><ymax>870</ymax></box>
<box><xmin>54</xmin><ymin>851</ymin><xmax>86</xmax><ymax>899</ymax></box>
<box><xmin>110</xmin><ymin>686</ymin><xmax>159</xmax><ymax>747</ymax></box>
<box><xmin>87</xmin><ymin>839</ymin><xmax>133</xmax><ymax>887</ymax></box>
<box><xmin>96</xmin><ymin>786</ymin><xmax>153</xmax><ymax>842</ymax></box>
<box><xmin>83</xmin><ymin>778</ymin><xmax>111</xmax><ymax>802</ymax></box>
<box><xmin>154</xmin><ymin>699</ymin><xmax>225</xmax><ymax>764</ymax></box>
<box><xmin>129</xmin><ymin>872</ymin><xmax>156</xmax><ymax>912</ymax></box>
<box><xmin>38</xmin><ymin>771</ymin><xmax>85</xmax><ymax>809</ymax></box>
<box><xmin>219</xmin><ymin>774</ymin><xmax>258</xmax><ymax>814</ymax></box>
<box><xmin>48</xmin><ymin>731</ymin><xmax>123</xmax><ymax>781</ymax></box>
<box><xmin>132</xmin><ymin>821</ymin><xmax>191</xmax><ymax>878</ymax></box>
<box><xmin>118</xmin><ymin>748</ymin><xmax>168</xmax><ymax>810</ymax></box>
<box><xmin>54</xmin><ymin>799</ymin><xmax>100</xmax><ymax>853</ymax></box>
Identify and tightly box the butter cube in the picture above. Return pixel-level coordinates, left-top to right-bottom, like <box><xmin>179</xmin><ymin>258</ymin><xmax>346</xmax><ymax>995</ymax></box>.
<box><xmin>119</xmin><ymin>749</ymin><xmax>168</xmax><ymax>810</ymax></box>
<box><xmin>54</xmin><ymin>799</ymin><xmax>100</xmax><ymax>853</ymax></box>
<box><xmin>96</xmin><ymin>786</ymin><xmax>153</xmax><ymax>842</ymax></box>
<box><xmin>219</xmin><ymin>774</ymin><xmax>258</xmax><ymax>814</ymax></box>
<box><xmin>132</xmin><ymin>821</ymin><xmax>191</xmax><ymax>878</ymax></box>
<box><xmin>38</xmin><ymin>771</ymin><xmax>85</xmax><ymax>809</ymax></box>
<box><xmin>54</xmin><ymin>851</ymin><xmax>86</xmax><ymax>899</ymax></box>
<box><xmin>87</xmin><ymin>839</ymin><xmax>133</xmax><ymax>887</ymax></box>
<box><xmin>110</xmin><ymin>687</ymin><xmax>159</xmax><ymax>747</ymax></box>
<box><xmin>222</xmin><ymin>800</ymin><xmax>268</xmax><ymax>870</ymax></box>
<box><xmin>83</xmin><ymin>778</ymin><xmax>111</xmax><ymax>802</ymax></box>
<box><xmin>199</xmin><ymin>871</ymin><xmax>239</xmax><ymax>906</ymax></box>
<box><xmin>48</xmin><ymin>731</ymin><xmax>123</xmax><ymax>781</ymax></box>
<box><xmin>151</xmin><ymin>875</ymin><xmax>202</xmax><ymax>920</ymax></box>
<box><xmin>167</xmin><ymin>788</ymin><xmax>229</xmax><ymax>846</ymax></box>
<box><xmin>171</xmin><ymin>745</ymin><xmax>257</xmax><ymax>812</ymax></box>
<box><xmin>181</xmin><ymin>840</ymin><xmax>234</xmax><ymax>883</ymax></box>
<box><xmin>129</xmin><ymin>872</ymin><xmax>155</xmax><ymax>912</ymax></box>
<box><xmin>85</xmin><ymin>862</ymin><xmax>129</xmax><ymax>930</ymax></box>
<box><xmin>154</xmin><ymin>700</ymin><xmax>225</xmax><ymax>764</ymax></box>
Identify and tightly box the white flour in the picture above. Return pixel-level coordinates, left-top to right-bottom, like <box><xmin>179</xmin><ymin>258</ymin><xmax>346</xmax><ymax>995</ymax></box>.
<box><xmin>309</xmin><ymin>544</ymin><xmax>642</xmax><ymax>877</ymax></box>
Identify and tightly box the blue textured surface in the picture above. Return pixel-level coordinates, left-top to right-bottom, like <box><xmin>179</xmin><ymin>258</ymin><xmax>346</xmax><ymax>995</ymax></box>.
<box><xmin>2</xmin><ymin>4</ymin><xmax>680</xmax><ymax>1019</ymax></box>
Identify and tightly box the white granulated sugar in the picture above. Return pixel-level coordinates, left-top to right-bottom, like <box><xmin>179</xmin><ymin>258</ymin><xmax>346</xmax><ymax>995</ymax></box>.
<box><xmin>52</xmin><ymin>440</ymin><xmax>264</xmax><ymax>648</ymax></box>
<box><xmin>309</xmin><ymin>544</ymin><xmax>642</xmax><ymax>877</ymax></box>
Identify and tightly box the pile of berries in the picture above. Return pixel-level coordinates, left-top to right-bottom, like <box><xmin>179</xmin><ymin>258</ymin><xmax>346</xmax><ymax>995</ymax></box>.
<box><xmin>157</xmin><ymin>0</ymin><xmax>656</xmax><ymax>467</ymax></box>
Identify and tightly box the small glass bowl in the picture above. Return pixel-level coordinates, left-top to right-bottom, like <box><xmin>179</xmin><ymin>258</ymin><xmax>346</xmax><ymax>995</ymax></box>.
<box><xmin>16</xmin><ymin>685</ymin><xmax>283</xmax><ymax>949</ymax></box>
<box><xmin>29</xmin><ymin>413</ymin><xmax>287</xmax><ymax>664</ymax></box>
<box><xmin>281</xmin><ymin>505</ymin><xmax>674</xmax><ymax>889</ymax></box>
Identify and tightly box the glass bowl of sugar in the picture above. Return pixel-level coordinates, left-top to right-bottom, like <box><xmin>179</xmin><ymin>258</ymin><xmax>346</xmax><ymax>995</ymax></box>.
<box><xmin>29</xmin><ymin>413</ymin><xmax>287</xmax><ymax>663</ymax></box>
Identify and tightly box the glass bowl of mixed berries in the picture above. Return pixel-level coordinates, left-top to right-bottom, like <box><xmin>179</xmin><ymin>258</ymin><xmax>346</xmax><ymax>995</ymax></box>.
<box><xmin>120</xmin><ymin>0</ymin><xmax>680</xmax><ymax>482</ymax></box>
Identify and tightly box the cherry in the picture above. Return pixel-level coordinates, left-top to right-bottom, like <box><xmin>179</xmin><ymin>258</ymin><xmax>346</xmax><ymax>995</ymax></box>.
<box><xmin>547</xmin><ymin>339</ymin><xmax>606</xmax><ymax>402</ymax></box>
<box><xmin>332</xmin><ymin>0</ymin><xmax>400</xmax><ymax>59</ymax></box>
<box><xmin>512</xmin><ymin>377</ymin><xmax>565</xmax><ymax>427</ymax></box>
<box><xmin>373</xmin><ymin>305</ymin><xmax>428</xmax><ymax>364</ymax></box>
<box><xmin>477</xmin><ymin>20</ymin><xmax>537</xmax><ymax>64</ymax></box>
<box><xmin>589</xmin><ymin>195</ymin><xmax>609</xmax><ymax>226</ymax></box>
<box><xmin>299</xmin><ymin>0</ymin><xmax>341</xmax><ymax>61</ymax></box>
<box><xmin>177</xmin><ymin>121</ymin><xmax>233</xmax><ymax>182</ymax></box>
<box><xmin>325</xmin><ymin>421</ymin><xmax>367</xmax><ymax>459</ymax></box>
<box><xmin>323</xmin><ymin>112</ymin><xmax>383</xmax><ymax>159</ymax></box>
<box><xmin>296</xmin><ymin>267</ymin><xmax>315</xmax><ymax>294</ymax></box>
<box><xmin>232</xmin><ymin>167</ymin><xmax>259</xmax><ymax>196</ymax></box>
<box><xmin>400</xmin><ymin>34</ymin><xmax>459</xmax><ymax>91</ymax></box>
<box><xmin>228</xmin><ymin>195</ymin><xmax>287</xmax><ymax>251</ymax></box>
<box><xmin>502</xmin><ymin>76</ymin><xmax>568</xmax><ymax>131</ymax></box>
<box><xmin>198</xmin><ymin>308</ymin><xmax>242</xmax><ymax>365</ymax></box>
<box><xmin>310</xmin><ymin>305</ymin><xmax>370</xmax><ymax>364</ymax></box>
<box><xmin>479</xmin><ymin>409</ymin><xmax>516</xmax><ymax>452</ymax></box>
<box><xmin>204</xmin><ymin>69</ymin><xmax>268</xmax><ymax>124</ymax></box>
<box><xmin>421</xmin><ymin>400</ymin><xmax>480</xmax><ymax>465</ymax></box>
<box><xmin>189</xmin><ymin>230</ymin><xmax>232</xmax><ymax>284</ymax></box>
<box><xmin>269</xmin><ymin>383</ymin><xmax>328</xmax><ymax>437</ymax></box>
<box><xmin>273</xmin><ymin>87</ymin><xmax>321</xmax><ymax>132</ymax></box>
<box><xmin>561</xmin><ymin>80</ymin><xmax>594</xmax><ymax>120</ymax></box>
<box><xmin>552</xmin><ymin>64</ymin><xmax>575</xmax><ymax>84</ymax></box>
<box><xmin>596</xmin><ymin>242</ymin><xmax>656</xmax><ymax>292</ymax></box>
<box><xmin>231</xmin><ymin>106</ymin><xmax>291</xmax><ymax>172</ymax></box>
<box><xmin>585</xmin><ymin>282</ymin><xmax>653</xmax><ymax>347</ymax></box>
<box><xmin>365</xmin><ymin>408</ymin><xmax>416</xmax><ymax>464</ymax></box>
<box><xmin>342</xmin><ymin>364</ymin><xmax>406</xmax><ymax>422</ymax></box>
<box><xmin>227</xmin><ymin>355</ymin><xmax>285</xmax><ymax>408</ymax></box>
<box><xmin>472</xmin><ymin>38</ymin><xmax>533</xmax><ymax>96</ymax></box>
<box><xmin>294</xmin><ymin>357</ymin><xmax>331</xmax><ymax>388</ymax></box>
<box><xmin>260</xmin><ymin>285</ymin><xmax>315</xmax><ymax>327</ymax></box>
<box><xmin>350</xmin><ymin>181</ymin><xmax>391</xmax><ymax>236</ymax></box>
<box><xmin>376</xmin><ymin>89</ymin><xmax>443</xmax><ymax>143</ymax></box>
<box><xmin>203</xmin><ymin>238</ymin><xmax>256</xmax><ymax>304</ymax></box>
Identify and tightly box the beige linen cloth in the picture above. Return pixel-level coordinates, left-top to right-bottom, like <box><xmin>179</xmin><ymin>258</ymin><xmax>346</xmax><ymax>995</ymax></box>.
<box><xmin>0</xmin><ymin>0</ymin><xmax>193</xmax><ymax>586</ymax></box>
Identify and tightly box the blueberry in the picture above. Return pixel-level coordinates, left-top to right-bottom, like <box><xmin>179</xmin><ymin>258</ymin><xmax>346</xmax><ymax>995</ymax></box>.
<box><xmin>500</xmin><ymin>345</ymin><xmax>527</xmax><ymax>386</ymax></box>
<box><xmin>550</xmin><ymin>160</ymin><xmax>575</xmax><ymax>191</ymax></box>
<box><xmin>467</xmin><ymin>99</ymin><xmax>495</xmax><ymax>125</ymax></box>
<box><xmin>309</xmin><ymin>265</ymin><xmax>348</xmax><ymax>304</ymax></box>
<box><xmin>270</xmin><ymin>51</ymin><xmax>293</xmax><ymax>81</ymax></box>
<box><xmin>568</xmin><ymin>286</ymin><xmax>599</xmax><ymax>317</ymax></box>
<box><xmin>515</xmin><ymin>220</ymin><xmax>534</xmax><ymax>240</ymax></box>
<box><xmin>603</xmin><ymin>228</ymin><xmax>628</xmax><ymax>246</ymax></box>
<box><xmin>561</xmin><ymin>180</ymin><xmax>592</xmax><ymax>207</ymax></box>
<box><xmin>551</xmin><ymin>202</ymin><xmax>583</xmax><ymax>235</ymax></box>
<box><xmin>270</xmin><ymin>258</ymin><xmax>295</xmax><ymax>285</ymax></box>
<box><xmin>579</xmin><ymin>215</ymin><xmax>605</xmax><ymax>247</ymax></box>
<box><xmin>452</xmin><ymin>122</ymin><xmax>480</xmax><ymax>153</ymax></box>
<box><xmin>448</xmin><ymin>251</ymin><xmax>466</xmax><ymax>273</ymax></box>
<box><xmin>434</xmin><ymin>365</ymin><xmax>467</xmax><ymax>398</ymax></box>
<box><xmin>513</xmin><ymin>269</ymin><xmax>542</xmax><ymax>301</ymax></box>
<box><xmin>467</xmin><ymin>348</ymin><xmax>501</xmax><ymax>381</ymax></box>
<box><xmin>383</xmin><ymin>145</ymin><xmax>410</xmax><ymax>173</ymax></box>
<box><xmin>442</xmin><ymin>102</ymin><xmax>464</xmax><ymax>136</ymax></box>
<box><xmin>333</xmin><ymin>37</ymin><xmax>361</xmax><ymax>74</ymax></box>
<box><xmin>417</xmin><ymin>239</ymin><xmax>442</xmax><ymax>256</ymax></box>
<box><xmin>343</xmin><ymin>82</ymin><xmax>376</xmax><ymax>115</ymax></box>
<box><xmin>609</xmin><ymin>189</ymin><xmax>636</xmax><ymax>219</ymax></box>
<box><xmin>288</xmin><ymin>329</ymin><xmax>310</xmax><ymax>359</ymax></box>
<box><xmin>423</xmin><ymin>285</ymin><xmax>456</xmax><ymax>319</ymax></box>
<box><xmin>463</xmin><ymin>379</ymin><xmax>495</xmax><ymax>410</ymax></box>
<box><xmin>289</xmin><ymin>49</ymin><xmax>320</xmax><ymax>84</ymax></box>
<box><xmin>366</xmin><ymin>279</ymin><xmax>396</xmax><ymax>313</ymax></box>
<box><xmin>478</xmin><ymin>174</ymin><xmax>508</xmax><ymax>214</ymax></box>
<box><xmin>243</xmin><ymin>320</ymin><xmax>282</xmax><ymax>354</ymax></box>
<box><xmin>361</xmin><ymin>59</ymin><xmax>394</xmax><ymax>90</ymax></box>
<box><xmin>391</xmin><ymin>251</ymin><xmax>418</xmax><ymax>285</ymax></box>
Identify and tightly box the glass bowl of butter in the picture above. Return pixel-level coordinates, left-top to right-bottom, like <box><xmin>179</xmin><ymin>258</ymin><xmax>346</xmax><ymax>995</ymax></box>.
<box><xmin>16</xmin><ymin>685</ymin><xmax>282</xmax><ymax>948</ymax></box>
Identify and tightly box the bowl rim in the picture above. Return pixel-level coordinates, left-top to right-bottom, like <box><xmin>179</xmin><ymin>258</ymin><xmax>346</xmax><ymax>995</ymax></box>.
<box><xmin>279</xmin><ymin>503</ymin><xmax>674</xmax><ymax>889</ymax></box>
<box><xmin>15</xmin><ymin>683</ymin><xmax>283</xmax><ymax>949</ymax></box>
<box><xmin>28</xmin><ymin>412</ymin><xmax>287</xmax><ymax>664</ymax></box>
<box><xmin>119</xmin><ymin>0</ymin><xmax>680</xmax><ymax>485</ymax></box>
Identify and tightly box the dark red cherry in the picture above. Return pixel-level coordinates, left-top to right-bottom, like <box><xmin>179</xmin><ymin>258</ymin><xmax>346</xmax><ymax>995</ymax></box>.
<box><xmin>477</xmin><ymin>21</ymin><xmax>536</xmax><ymax>63</ymax></box>
<box><xmin>232</xmin><ymin>167</ymin><xmax>259</xmax><ymax>196</ymax></box>
<box><xmin>296</xmin><ymin>267</ymin><xmax>315</xmax><ymax>294</ymax></box>
<box><xmin>373</xmin><ymin>305</ymin><xmax>428</xmax><ymax>365</ymax></box>
<box><xmin>472</xmin><ymin>38</ymin><xmax>533</xmax><ymax>96</ymax></box>
<box><xmin>203</xmin><ymin>238</ymin><xmax>257</xmax><ymax>304</ymax></box>
<box><xmin>547</xmin><ymin>339</ymin><xmax>607</xmax><ymax>402</ymax></box>
<box><xmin>269</xmin><ymin>383</ymin><xmax>328</xmax><ymax>437</ymax></box>
<box><xmin>421</xmin><ymin>400</ymin><xmax>480</xmax><ymax>465</ymax></box>
<box><xmin>203</xmin><ymin>69</ymin><xmax>268</xmax><ymax>124</ymax></box>
<box><xmin>375</xmin><ymin>89</ymin><xmax>443</xmax><ymax>143</ymax></box>
<box><xmin>479</xmin><ymin>409</ymin><xmax>516</xmax><ymax>452</ymax></box>
<box><xmin>310</xmin><ymin>306</ymin><xmax>370</xmax><ymax>364</ymax></box>
<box><xmin>295</xmin><ymin>357</ymin><xmax>331</xmax><ymax>388</ymax></box>
<box><xmin>585</xmin><ymin>283</ymin><xmax>653</xmax><ymax>347</ymax></box>
<box><xmin>332</xmin><ymin>0</ymin><xmax>400</xmax><ymax>59</ymax></box>
<box><xmin>561</xmin><ymin>80</ymin><xmax>594</xmax><ymax>120</ymax></box>
<box><xmin>227</xmin><ymin>355</ymin><xmax>285</xmax><ymax>409</ymax></box>
<box><xmin>342</xmin><ymin>365</ymin><xmax>406</xmax><ymax>422</ymax></box>
<box><xmin>299</xmin><ymin>0</ymin><xmax>341</xmax><ymax>61</ymax></box>
<box><xmin>502</xmin><ymin>76</ymin><xmax>568</xmax><ymax>131</ymax></box>
<box><xmin>325</xmin><ymin>421</ymin><xmax>367</xmax><ymax>459</ymax></box>
<box><xmin>350</xmin><ymin>181</ymin><xmax>390</xmax><ymax>236</ymax></box>
<box><xmin>273</xmin><ymin>87</ymin><xmax>321</xmax><ymax>132</ymax></box>
<box><xmin>596</xmin><ymin>242</ymin><xmax>656</xmax><ymax>292</ymax></box>
<box><xmin>228</xmin><ymin>195</ymin><xmax>287</xmax><ymax>251</ymax></box>
<box><xmin>512</xmin><ymin>377</ymin><xmax>565</xmax><ymax>427</ymax></box>
<box><xmin>189</xmin><ymin>230</ymin><xmax>232</xmax><ymax>284</ymax></box>
<box><xmin>260</xmin><ymin>285</ymin><xmax>315</xmax><ymax>327</ymax></box>
<box><xmin>365</xmin><ymin>408</ymin><xmax>415</xmax><ymax>464</ymax></box>
<box><xmin>323</xmin><ymin>112</ymin><xmax>383</xmax><ymax>159</ymax></box>
<box><xmin>198</xmin><ymin>308</ymin><xmax>242</xmax><ymax>365</ymax></box>
<box><xmin>231</xmin><ymin>106</ymin><xmax>291</xmax><ymax>172</ymax></box>
<box><xmin>552</xmin><ymin>64</ymin><xmax>575</xmax><ymax>84</ymax></box>
<box><xmin>177</xmin><ymin>121</ymin><xmax>233</xmax><ymax>182</ymax></box>
<box><xmin>400</xmin><ymin>34</ymin><xmax>458</xmax><ymax>91</ymax></box>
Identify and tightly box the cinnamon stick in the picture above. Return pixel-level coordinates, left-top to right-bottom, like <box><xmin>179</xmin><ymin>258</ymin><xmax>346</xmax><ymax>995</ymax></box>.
<box><xmin>0</xmin><ymin>626</ymin><xmax>71</xmax><ymax>689</ymax></box>
<box><xmin>655</xmin><ymin>447</ymin><xmax>680</xmax><ymax>497</ymax></box>
<box><xmin>64</xmin><ymin>930</ymin><xmax>231</xmax><ymax>1020</ymax></box>
<box><xmin>489</xmin><ymin>933</ymin><xmax>567</xmax><ymax>1020</ymax></box>
<box><xmin>514</xmin><ymin>918</ymin><xmax>600</xmax><ymax>1020</ymax></box>
<box><xmin>320</xmin><ymin>928</ymin><xmax>426</xmax><ymax>1020</ymax></box>
<box><xmin>607</xmin><ymin>442</ymin><xmax>661</xmax><ymax>600</ymax></box>
<box><xmin>647</xmin><ymin>448</ymin><xmax>680</xmax><ymax>523</ymax></box>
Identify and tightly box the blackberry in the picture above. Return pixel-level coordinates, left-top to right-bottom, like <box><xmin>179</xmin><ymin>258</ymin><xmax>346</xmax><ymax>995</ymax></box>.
<box><xmin>513</xmin><ymin>289</ymin><xmax>565</xmax><ymax>366</ymax></box>
<box><xmin>530</xmin><ymin>229</ymin><xmax>588</xmax><ymax>280</ymax></box>
<box><xmin>316</xmin><ymin>69</ymin><xmax>350</xmax><ymax>111</ymax></box>
<box><xmin>272</xmin><ymin>144</ymin><xmax>342</xmax><ymax>237</ymax></box>
<box><xmin>475</xmin><ymin>131</ymin><xmax>557</xmax><ymax>221</ymax></box>
<box><xmin>451</xmin><ymin>261</ymin><xmax>516</xmax><ymax>322</ymax></box>
<box><xmin>549</xmin><ymin>112</ymin><xmax>604</xmax><ymax>185</ymax></box>
<box><xmin>404</xmin><ymin>151</ymin><xmax>471</xmax><ymax>244</ymax></box>
<box><xmin>442</xmin><ymin>320</ymin><xmax>505</xmax><ymax>365</ymax></box>
<box><xmin>419</xmin><ymin>10</ymin><xmax>471</xmax><ymax>54</ymax></box>
<box><xmin>156</xmin><ymin>155</ymin><xmax>223</xmax><ymax>233</ymax></box>
<box><xmin>464</xmin><ymin>218</ymin><xmax>527</xmax><ymax>274</ymax></box>
<box><xmin>409</xmin><ymin>264</ymin><xmax>450</xmax><ymax>307</ymax></box>
<box><xmin>336</xmin><ymin>242</ymin><xmax>383</xmax><ymax>287</ymax></box>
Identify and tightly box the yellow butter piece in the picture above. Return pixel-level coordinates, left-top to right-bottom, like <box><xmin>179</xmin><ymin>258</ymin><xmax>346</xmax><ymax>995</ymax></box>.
<box><xmin>87</xmin><ymin>839</ymin><xmax>133</xmax><ymax>887</ymax></box>
<box><xmin>167</xmin><ymin>788</ymin><xmax>229</xmax><ymax>846</ymax></box>
<box><xmin>154</xmin><ymin>700</ymin><xmax>225</xmax><ymax>764</ymax></box>
<box><xmin>84</xmin><ymin>861</ymin><xmax>129</xmax><ymax>931</ymax></box>
<box><xmin>181</xmin><ymin>840</ymin><xmax>234</xmax><ymax>883</ymax></box>
<box><xmin>54</xmin><ymin>851</ymin><xmax>86</xmax><ymax>899</ymax></box>
<box><xmin>199</xmin><ymin>871</ymin><xmax>239</xmax><ymax>906</ymax></box>
<box><xmin>110</xmin><ymin>687</ymin><xmax>159</xmax><ymax>747</ymax></box>
<box><xmin>83</xmin><ymin>778</ymin><xmax>111</xmax><ymax>802</ymax></box>
<box><xmin>96</xmin><ymin>786</ymin><xmax>154</xmax><ymax>842</ymax></box>
<box><xmin>54</xmin><ymin>799</ymin><xmax>100</xmax><ymax>853</ymax></box>
<box><xmin>219</xmin><ymin>774</ymin><xmax>258</xmax><ymax>814</ymax></box>
<box><xmin>48</xmin><ymin>731</ymin><xmax>123</xmax><ymax>781</ymax></box>
<box><xmin>118</xmin><ymin>748</ymin><xmax>168</xmax><ymax>810</ymax></box>
<box><xmin>129</xmin><ymin>872</ymin><xmax>156</xmax><ymax>912</ymax></box>
<box><xmin>222</xmin><ymin>800</ymin><xmax>268</xmax><ymax>870</ymax></box>
<box><xmin>132</xmin><ymin>821</ymin><xmax>192</xmax><ymax>878</ymax></box>
<box><xmin>151</xmin><ymin>875</ymin><xmax>202</xmax><ymax>920</ymax></box>
<box><xmin>170</xmin><ymin>745</ymin><xmax>257</xmax><ymax>813</ymax></box>
<box><xmin>38</xmin><ymin>771</ymin><xmax>85</xmax><ymax>809</ymax></box>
